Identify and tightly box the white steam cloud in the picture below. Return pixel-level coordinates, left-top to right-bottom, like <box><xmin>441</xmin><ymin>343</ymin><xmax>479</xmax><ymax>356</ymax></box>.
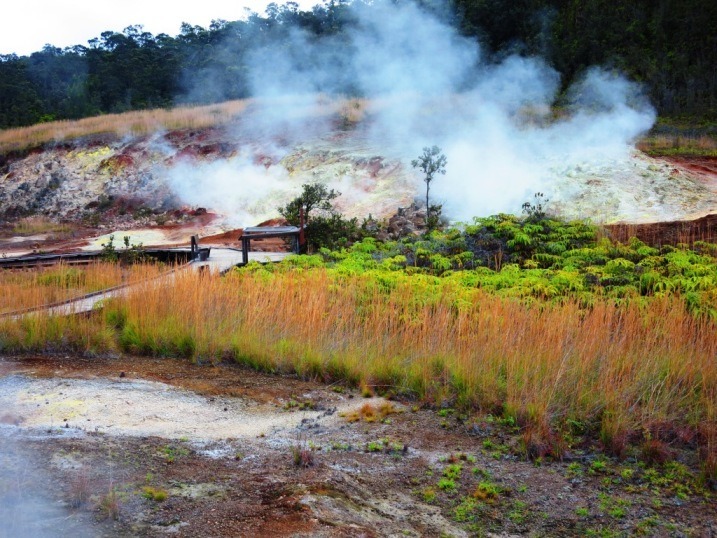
<box><xmin>167</xmin><ymin>0</ymin><xmax>656</xmax><ymax>226</ymax></box>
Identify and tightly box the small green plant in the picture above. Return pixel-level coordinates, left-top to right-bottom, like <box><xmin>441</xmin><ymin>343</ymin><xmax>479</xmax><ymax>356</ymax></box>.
<box><xmin>566</xmin><ymin>462</ymin><xmax>584</xmax><ymax>476</ymax></box>
<box><xmin>589</xmin><ymin>458</ymin><xmax>609</xmax><ymax>475</ymax></box>
<box><xmin>634</xmin><ymin>515</ymin><xmax>661</xmax><ymax>535</ymax></box>
<box><xmin>100</xmin><ymin>234</ymin><xmax>146</xmax><ymax>263</ymax></box>
<box><xmin>472</xmin><ymin>467</ymin><xmax>491</xmax><ymax>479</ymax></box>
<box><xmin>620</xmin><ymin>468</ymin><xmax>635</xmax><ymax>480</ymax></box>
<box><xmin>508</xmin><ymin>500</ymin><xmax>528</xmax><ymax>524</ymax></box>
<box><xmin>141</xmin><ymin>486</ymin><xmax>168</xmax><ymax>502</ymax></box>
<box><xmin>597</xmin><ymin>492</ymin><xmax>631</xmax><ymax>519</ymax></box>
<box><xmin>422</xmin><ymin>487</ymin><xmax>437</xmax><ymax>503</ymax></box>
<box><xmin>99</xmin><ymin>488</ymin><xmax>121</xmax><ymax>520</ymax></box>
<box><xmin>367</xmin><ymin>440</ymin><xmax>384</xmax><ymax>452</ymax></box>
<box><xmin>291</xmin><ymin>444</ymin><xmax>315</xmax><ymax>468</ymax></box>
<box><xmin>443</xmin><ymin>464</ymin><xmax>463</xmax><ymax>480</ymax></box>
<box><xmin>100</xmin><ymin>234</ymin><xmax>118</xmax><ymax>262</ymax></box>
<box><xmin>473</xmin><ymin>481</ymin><xmax>502</xmax><ymax>502</ymax></box>
<box><xmin>453</xmin><ymin>496</ymin><xmax>479</xmax><ymax>522</ymax></box>
<box><xmin>576</xmin><ymin>506</ymin><xmax>589</xmax><ymax>517</ymax></box>
<box><xmin>284</xmin><ymin>398</ymin><xmax>316</xmax><ymax>411</ymax></box>
<box><xmin>122</xmin><ymin>235</ymin><xmax>146</xmax><ymax>263</ymax></box>
<box><xmin>437</xmin><ymin>477</ymin><xmax>456</xmax><ymax>491</ymax></box>
<box><xmin>162</xmin><ymin>445</ymin><xmax>189</xmax><ymax>463</ymax></box>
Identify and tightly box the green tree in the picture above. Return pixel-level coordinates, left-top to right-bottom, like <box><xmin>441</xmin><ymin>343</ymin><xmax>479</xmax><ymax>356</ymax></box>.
<box><xmin>411</xmin><ymin>146</ymin><xmax>447</xmax><ymax>231</ymax></box>
<box><xmin>279</xmin><ymin>182</ymin><xmax>339</xmax><ymax>224</ymax></box>
<box><xmin>278</xmin><ymin>183</ymin><xmax>358</xmax><ymax>251</ymax></box>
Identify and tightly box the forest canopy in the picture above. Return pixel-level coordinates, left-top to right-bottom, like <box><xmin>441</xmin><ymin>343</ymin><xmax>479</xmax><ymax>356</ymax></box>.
<box><xmin>0</xmin><ymin>0</ymin><xmax>715</xmax><ymax>129</ymax></box>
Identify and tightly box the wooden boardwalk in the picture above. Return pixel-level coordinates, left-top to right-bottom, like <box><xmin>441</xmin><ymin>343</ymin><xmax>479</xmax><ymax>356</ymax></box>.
<box><xmin>2</xmin><ymin>248</ymin><xmax>292</xmax><ymax>318</ymax></box>
<box><xmin>192</xmin><ymin>248</ymin><xmax>290</xmax><ymax>273</ymax></box>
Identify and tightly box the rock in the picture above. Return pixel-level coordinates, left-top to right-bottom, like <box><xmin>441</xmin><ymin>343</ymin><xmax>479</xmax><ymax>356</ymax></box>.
<box><xmin>385</xmin><ymin>203</ymin><xmax>427</xmax><ymax>239</ymax></box>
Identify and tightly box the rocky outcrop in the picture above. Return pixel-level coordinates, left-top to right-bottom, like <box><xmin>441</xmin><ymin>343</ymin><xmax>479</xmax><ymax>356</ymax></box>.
<box><xmin>377</xmin><ymin>202</ymin><xmax>428</xmax><ymax>240</ymax></box>
<box><xmin>0</xmin><ymin>135</ymin><xmax>179</xmax><ymax>224</ymax></box>
<box><xmin>0</xmin><ymin>127</ymin><xmax>416</xmax><ymax>229</ymax></box>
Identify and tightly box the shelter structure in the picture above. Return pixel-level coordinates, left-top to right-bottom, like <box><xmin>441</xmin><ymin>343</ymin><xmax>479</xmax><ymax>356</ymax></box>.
<box><xmin>240</xmin><ymin>226</ymin><xmax>302</xmax><ymax>265</ymax></box>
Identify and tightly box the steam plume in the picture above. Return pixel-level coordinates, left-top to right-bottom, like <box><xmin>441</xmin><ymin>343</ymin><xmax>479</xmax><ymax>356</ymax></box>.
<box><xmin>167</xmin><ymin>0</ymin><xmax>656</xmax><ymax>225</ymax></box>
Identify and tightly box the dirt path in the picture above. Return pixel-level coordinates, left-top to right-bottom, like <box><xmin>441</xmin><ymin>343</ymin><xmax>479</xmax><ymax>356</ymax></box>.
<box><xmin>0</xmin><ymin>355</ymin><xmax>714</xmax><ymax>537</ymax></box>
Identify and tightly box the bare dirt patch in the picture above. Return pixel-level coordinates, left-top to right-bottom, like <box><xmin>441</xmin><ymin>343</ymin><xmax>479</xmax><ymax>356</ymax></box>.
<box><xmin>0</xmin><ymin>354</ymin><xmax>714</xmax><ymax>537</ymax></box>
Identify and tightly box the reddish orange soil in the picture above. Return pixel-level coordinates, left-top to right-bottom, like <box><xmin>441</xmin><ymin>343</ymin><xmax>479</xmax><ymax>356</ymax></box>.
<box><xmin>662</xmin><ymin>156</ymin><xmax>717</xmax><ymax>184</ymax></box>
<box><xmin>606</xmin><ymin>213</ymin><xmax>717</xmax><ymax>246</ymax></box>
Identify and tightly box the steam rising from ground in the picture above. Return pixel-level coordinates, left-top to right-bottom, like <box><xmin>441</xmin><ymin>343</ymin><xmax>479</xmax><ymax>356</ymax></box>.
<box><xmin>168</xmin><ymin>0</ymin><xmax>656</xmax><ymax>226</ymax></box>
<box><xmin>0</xmin><ymin>427</ymin><xmax>92</xmax><ymax>537</ymax></box>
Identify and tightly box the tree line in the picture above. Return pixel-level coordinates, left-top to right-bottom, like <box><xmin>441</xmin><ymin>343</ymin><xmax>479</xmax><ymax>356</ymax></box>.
<box><xmin>1</xmin><ymin>0</ymin><xmax>715</xmax><ymax>130</ymax></box>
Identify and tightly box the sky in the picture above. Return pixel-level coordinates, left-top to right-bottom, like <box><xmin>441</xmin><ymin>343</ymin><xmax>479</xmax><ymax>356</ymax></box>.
<box><xmin>0</xmin><ymin>0</ymin><xmax>319</xmax><ymax>56</ymax></box>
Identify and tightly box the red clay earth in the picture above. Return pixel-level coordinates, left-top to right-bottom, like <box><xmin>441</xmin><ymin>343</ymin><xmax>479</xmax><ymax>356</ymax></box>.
<box><xmin>0</xmin><ymin>354</ymin><xmax>715</xmax><ymax>537</ymax></box>
<box><xmin>605</xmin><ymin>213</ymin><xmax>717</xmax><ymax>246</ymax></box>
<box><xmin>663</xmin><ymin>156</ymin><xmax>717</xmax><ymax>183</ymax></box>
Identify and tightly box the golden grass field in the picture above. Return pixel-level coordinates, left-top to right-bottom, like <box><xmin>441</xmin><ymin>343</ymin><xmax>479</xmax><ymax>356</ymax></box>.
<box><xmin>1</xmin><ymin>265</ymin><xmax>714</xmax><ymax>477</ymax></box>
<box><xmin>0</xmin><ymin>97</ymin><xmax>371</xmax><ymax>154</ymax></box>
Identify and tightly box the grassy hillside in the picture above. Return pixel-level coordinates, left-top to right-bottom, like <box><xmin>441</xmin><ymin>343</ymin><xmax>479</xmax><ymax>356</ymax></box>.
<box><xmin>0</xmin><ymin>100</ymin><xmax>249</xmax><ymax>155</ymax></box>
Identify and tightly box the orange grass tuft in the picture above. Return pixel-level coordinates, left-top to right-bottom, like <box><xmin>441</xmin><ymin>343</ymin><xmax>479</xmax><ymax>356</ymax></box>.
<box><xmin>343</xmin><ymin>401</ymin><xmax>399</xmax><ymax>423</ymax></box>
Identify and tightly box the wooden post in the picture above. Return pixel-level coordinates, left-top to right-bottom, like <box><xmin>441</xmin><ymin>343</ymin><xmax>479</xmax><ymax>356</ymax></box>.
<box><xmin>241</xmin><ymin>237</ymin><xmax>249</xmax><ymax>265</ymax></box>
<box><xmin>190</xmin><ymin>235</ymin><xmax>198</xmax><ymax>260</ymax></box>
<box><xmin>299</xmin><ymin>207</ymin><xmax>306</xmax><ymax>252</ymax></box>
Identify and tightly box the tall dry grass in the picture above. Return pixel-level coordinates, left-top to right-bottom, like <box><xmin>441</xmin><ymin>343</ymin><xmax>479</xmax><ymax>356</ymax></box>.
<box><xmin>0</xmin><ymin>262</ymin><xmax>167</xmax><ymax>314</ymax></box>
<box><xmin>638</xmin><ymin>133</ymin><xmax>717</xmax><ymax>157</ymax></box>
<box><xmin>0</xmin><ymin>100</ymin><xmax>251</xmax><ymax>154</ymax></box>
<box><xmin>0</xmin><ymin>95</ymin><xmax>371</xmax><ymax>155</ymax></box>
<box><xmin>3</xmin><ymin>267</ymin><xmax>713</xmax><ymax>461</ymax></box>
<box><xmin>10</xmin><ymin>216</ymin><xmax>74</xmax><ymax>236</ymax></box>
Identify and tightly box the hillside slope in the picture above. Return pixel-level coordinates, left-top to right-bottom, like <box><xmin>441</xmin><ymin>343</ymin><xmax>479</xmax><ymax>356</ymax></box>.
<box><xmin>1</xmin><ymin>100</ymin><xmax>717</xmax><ymax>242</ymax></box>
<box><xmin>0</xmin><ymin>123</ymin><xmax>416</xmax><ymax>232</ymax></box>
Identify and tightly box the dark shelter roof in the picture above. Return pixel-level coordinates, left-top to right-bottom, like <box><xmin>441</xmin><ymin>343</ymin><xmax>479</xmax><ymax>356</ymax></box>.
<box><xmin>243</xmin><ymin>226</ymin><xmax>301</xmax><ymax>236</ymax></box>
